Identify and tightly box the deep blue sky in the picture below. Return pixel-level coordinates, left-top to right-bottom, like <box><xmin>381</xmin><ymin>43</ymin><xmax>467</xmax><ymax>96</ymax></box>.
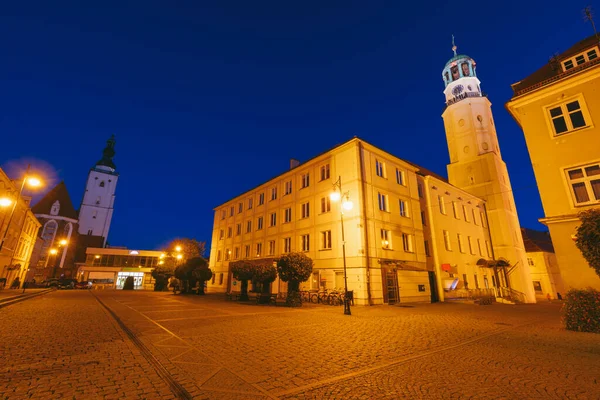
<box><xmin>0</xmin><ymin>1</ymin><xmax>595</xmax><ymax>250</ymax></box>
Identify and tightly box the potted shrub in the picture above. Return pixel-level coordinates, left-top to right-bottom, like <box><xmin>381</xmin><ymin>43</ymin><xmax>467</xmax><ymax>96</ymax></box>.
<box><xmin>253</xmin><ymin>264</ymin><xmax>277</xmax><ymax>304</ymax></box>
<box><xmin>277</xmin><ymin>252</ymin><xmax>313</xmax><ymax>307</ymax></box>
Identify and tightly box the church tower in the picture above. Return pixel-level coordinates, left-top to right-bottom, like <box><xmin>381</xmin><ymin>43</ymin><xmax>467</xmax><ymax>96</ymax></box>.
<box><xmin>78</xmin><ymin>136</ymin><xmax>118</xmax><ymax>246</ymax></box>
<box><xmin>441</xmin><ymin>40</ymin><xmax>535</xmax><ymax>303</ymax></box>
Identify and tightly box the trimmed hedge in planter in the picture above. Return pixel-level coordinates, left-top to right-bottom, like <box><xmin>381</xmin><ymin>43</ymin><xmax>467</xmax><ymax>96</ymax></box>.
<box><xmin>562</xmin><ymin>288</ymin><xmax>600</xmax><ymax>333</ymax></box>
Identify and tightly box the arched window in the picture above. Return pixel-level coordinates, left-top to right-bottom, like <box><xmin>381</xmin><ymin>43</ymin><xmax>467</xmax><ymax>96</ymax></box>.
<box><xmin>39</xmin><ymin>220</ymin><xmax>58</xmax><ymax>263</ymax></box>
<box><xmin>50</xmin><ymin>201</ymin><xmax>60</xmax><ymax>216</ymax></box>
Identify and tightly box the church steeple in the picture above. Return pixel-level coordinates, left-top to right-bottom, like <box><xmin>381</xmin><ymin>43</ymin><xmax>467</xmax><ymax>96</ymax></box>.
<box><xmin>442</xmin><ymin>38</ymin><xmax>482</xmax><ymax>106</ymax></box>
<box><xmin>95</xmin><ymin>135</ymin><xmax>117</xmax><ymax>172</ymax></box>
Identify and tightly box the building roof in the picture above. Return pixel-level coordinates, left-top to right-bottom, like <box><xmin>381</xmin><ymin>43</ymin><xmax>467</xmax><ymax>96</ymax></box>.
<box><xmin>511</xmin><ymin>35</ymin><xmax>600</xmax><ymax>97</ymax></box>
<box><xmin>521</xmin><ymin>228</ymin><xmax>555</xmax><ymax>253</ymax></box>
<box><xmin>445</xmin><ymin>54</ymin><xmax>472</xmax><ymax>67</ymax></box>
<box><xmin>214</xmin><ymin>137</ymin><xmax>449</xmax><ymax>208</ymax></box>
<box><xmin>32</xmin><ymin>181</ymin><xmax>79</xmax><ymax>220</ymax></box>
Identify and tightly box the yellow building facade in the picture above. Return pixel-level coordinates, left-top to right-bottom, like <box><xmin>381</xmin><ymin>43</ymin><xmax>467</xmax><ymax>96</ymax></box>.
<box><xmin>506</xmin><ymin>35</ymin><xmax>600</xmax><ymax>290</ymax></box>
<box><xmin>0</xmin><ymin>167</ymin><xmax>41</xmax><ymax>288</ymax></box>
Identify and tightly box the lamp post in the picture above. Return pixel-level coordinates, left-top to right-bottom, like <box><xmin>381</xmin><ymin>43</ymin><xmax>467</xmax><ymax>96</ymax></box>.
<box><xmin>330</xmin><ymin>176</ymin><xmax>354</xmax><ymax>316</ymax></box>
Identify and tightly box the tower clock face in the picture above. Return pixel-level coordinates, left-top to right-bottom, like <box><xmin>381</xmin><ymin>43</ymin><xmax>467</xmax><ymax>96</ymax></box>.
<box><xmin>452</xmin><ymin>85</ymin><xmax>464</xmax><ymax>96</ymax></box>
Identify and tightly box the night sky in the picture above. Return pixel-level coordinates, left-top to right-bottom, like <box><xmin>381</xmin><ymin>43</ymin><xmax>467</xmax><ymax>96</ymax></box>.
<box><xmin>0</xmin><ymin>1</ymin><xmax>595</xmax><ymax>250</ymax></box>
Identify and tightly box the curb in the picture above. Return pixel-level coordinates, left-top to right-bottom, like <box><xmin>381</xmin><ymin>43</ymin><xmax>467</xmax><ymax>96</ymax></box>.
<box><xmin>0</xmin><ymin>288</ymin><xmax>55</xmax><ymax>309</ymax></box>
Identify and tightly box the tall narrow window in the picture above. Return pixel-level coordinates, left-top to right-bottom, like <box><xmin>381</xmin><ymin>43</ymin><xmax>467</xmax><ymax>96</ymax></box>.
<box><xmin>284</xmin><ymin>237</ymin><xmax>291</xmax><ymax>253</ymax></box>
<box><xmin>402</xmin><ymin>233</ymin><xmax>413</xmax><ymax>253</ymax></box>
<box><xmin>284</xmin><ymin>181</ymin><xmax>292</xmax><ymax>195</ymax></box>
<box><xmin>439</xmin><ymin>196</ymin><xmax>446</xmax><ymax>215</ymax></box>
<box><xmin>248</xmin><ymin>198</ymin><xmax>253</xmax><ymax>209</ymax></box>
<box><xmin>381</xmin><ymin>229</ymin><xmax>391</xmax><ymax>249</ymax></box>
<box><xmin>376</xmin><ymin>160</ymin><xmax>386</xmax><ymax>178</ymax></box>
<box><xmin>481</xmin><ymin>212</ymin><xmax>487</xmax><ymax>228</ymax></box>
<box><xmin>485</xmin><ymin>240</ymin><xmax>492</xmax><ymax>257</ymax></box>
<box><xmin>399</xmin><ymin>199</ymin><xmax>409</xmax><ymax>217</ymax></box>
<box><xmin>301</xmin><ymin>202</ymin><xmax>310</xmax><ymax>218</ymax></box>
<box><xmin>217</xmin><ymin>250</ymin><xmax>222</xmax><ymax>261</ymax></box>
<box><xmin>443</xmin><ymin>230</ymin><xmax>452</xmax><ymax>251</ymax></box>
<box><xmin>396</xmin><ymin>168</ymin><xmax>406</xmax><ymax>186</ymax></box>
<box><xmin>301</xmin><ymin>234</ymin><xmax>310</xmax><ymax>251</ymax></box>
<box><xmin>452</xmin><ymin>202</ymin><xmax>459</xmax><ymax>219</ymax></box>
<box><xmin>473</xmin><ymin>209</ymin><xmax>478</xmax><ymax>225</ymax></box>
<box><xmin>219</xmin><ymin>229</ymin><xmax>224</xmax><ymax>240</ymax></box>
<box><xmin>320</xmin><ymin>164</ymin><xmax>330</xmax><ymax>181</ymax></box>
<box><xmin>301</xmin><ymin>173</ymin><xmax>310</xmax><ymax>188</ymax></box>
<box><xmin>457</xmin><ymin>234</ymin><xmax>465</xmax><ymax>253</ymax></box>
<box><xmin>271</xmin><ymin>187</ymin><xmax>277</xmax><ymax>201</ymax></box>
<box><xmin>221</xmin><ymin>210</ymin><xmax>226</xmax><ymax>220</ymax></box>
<box><xmin>257</xmin><ymin>217</ymin><xmax>263</xmax><ymax>230</ymax></box>
<box><xmin>258</xmin><ymin>193</ymin><xmax>265</xmax><ymax>206</ymax></box>
<box><xmin>225</xmin><ymin>249</ymin><xmax>230</xmax><ymax>261</ymax></box>
<box><xmin>417</xmin><ymin>182</ymin><xmax>424</xmax><ymax>198</ymax></box>
<box><xmin>268</xmin><ymin>240</ymin><xmax>275</xmax><ymax>255</ymax></box>
<box><xmin>321</xmin><ymin>230</ymin><xmax>332</xmax><ymax>249</ymax></box>
<box><xmin>270</xmin><ymin>212</ymin><xmax>276</xmax><ymax>227</ymax></box>
<box><xmin>234</xmin><ymin>247</ymin><xmax>239</xmax><ymax>259</ymax></box>
<box><xmin>227</xmin><ymin>227</ymin><xmax>232</xmax><ymax>238</ymax></box>
<box><xmin>256</xmin><ymin>243</ymin><xmax>262</xmax><ymax>257</ymax></box>
<box><xmin>238</xmin><ymin>202</ymin><xmax>243</xmax><ymax>213</ymax></box>
<box><xmin>463</xmin><ymin>205</ymin><xmax>470</xmax><ymax>222</ymax></box>
<box><xmin>236</xmin><ymin>223</ymin><xmax>241</xmax><ymax>236</ymax></box>
<box><xmin>284</xmin><ymin>208</ymin><xmax>292</xmax><ymax>223</ymax></box>
<box><xmin>424</xmin><ymin>240</ymin><xmax>431</xmax><ymax>257</ymax></box>
<box><xmin>468</xmin><ymin>236</ymin><xmax>475</xmax><ymax>254</ymax></box>
<box><xmin>378</xmin><ymin>193</ymin><xmax>388</xmax><ymax>212</ymax></box>
<box><xmin>320</xmin><ymin>197</ymin><xmax>331</xmax><ymax>213</ymax></box>
<box><xmin>477</xmin><ymin>238</ymin><xmax>483</xmax><ymax>256</ymax></box>
<box><xmin>245</xmin><ymin>245</ymin><xmax>250</xmax><ymax>258</ymax></box>
<box><xmin>246</xmin><ymin>221</ymin><xmax>252</xmax><ymax>233</ymax></box>
<box><xmin>230</xmin><ymin>206</ymin><xmax>234</xmax><ymax>217</ymax></box>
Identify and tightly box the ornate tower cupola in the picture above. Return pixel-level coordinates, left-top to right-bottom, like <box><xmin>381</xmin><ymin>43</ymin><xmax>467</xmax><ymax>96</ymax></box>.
<box><xmin>442</xmin><ymin>37</ymin><xmax>482</xmax><ymax>106</ymax></box>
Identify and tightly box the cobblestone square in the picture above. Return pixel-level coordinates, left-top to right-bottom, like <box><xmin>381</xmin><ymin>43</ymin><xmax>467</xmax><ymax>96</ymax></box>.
<box><xmin>1</xmin><ymin>290</ymin><xmax>598</xmax><ymax>399</ymax></box>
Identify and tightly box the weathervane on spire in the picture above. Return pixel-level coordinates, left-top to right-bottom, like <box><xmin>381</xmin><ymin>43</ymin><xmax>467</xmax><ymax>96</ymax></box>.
<box><xmin>452</xmin><ymin>35</ymin><xmax>457</xmax><ymax>56</ymax></box>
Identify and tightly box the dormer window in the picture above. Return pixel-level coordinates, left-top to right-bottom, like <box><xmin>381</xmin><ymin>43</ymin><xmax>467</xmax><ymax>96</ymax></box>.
<box><xmin>50</xmin><ymin>201</ymin><xmax>60</xmax><ymax>216</ymax></box>
<box><xmin>562</xmin><ymin>47</ymin><xmax>599</xmax><ymax>71</ymax></box>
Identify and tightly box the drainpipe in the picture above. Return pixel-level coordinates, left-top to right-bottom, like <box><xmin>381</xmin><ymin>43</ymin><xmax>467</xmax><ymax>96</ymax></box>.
<box><xmin>357</xmin><ymin>140</ymin><xmax>372</xmax><ymax>305</ymax></box>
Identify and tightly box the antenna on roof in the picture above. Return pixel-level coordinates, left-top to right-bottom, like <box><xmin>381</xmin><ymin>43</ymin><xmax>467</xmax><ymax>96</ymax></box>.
<box><xmin>451</xmin><ymin>34</ymin><xmax>457</xmax><ymax>56</ymax></box>
<box><xmin>584</xmin><ymin>6</ymin><xmax>599</xmax><ymax>41</ymax></box>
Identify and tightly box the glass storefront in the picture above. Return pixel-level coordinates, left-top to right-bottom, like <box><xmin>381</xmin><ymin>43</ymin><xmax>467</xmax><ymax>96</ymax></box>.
<box><xmin>116</xmin><ymin>271</ymin><xmax>144</xmax><ymax>289</ymax></box>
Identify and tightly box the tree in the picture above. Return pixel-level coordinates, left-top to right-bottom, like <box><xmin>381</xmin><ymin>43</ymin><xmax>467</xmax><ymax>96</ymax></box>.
<box><xmin>189</xmin><ymin>257</ymin><xmax>212</xmax><ymax>295</ymax></box>
<box><xmin>252</xmin><ymin>264</ymin><xmax>277</xmax><ymax>304</ymax></box>
<box><xmin>230</xmin><ymin>261</ymin><xmax>255</xmax><ymax>301</ymax></box>
<box><xmin>277</xmin><ymin>252</ymin><xmax>313</xmax><ymax>307</ymax></box>
<box><xmin>575</xmin><ymin>209</ymin><xmax>600</xmax><ymax>278</ymax></box>
<box><xmin>154</xmin><ymin>238</ymin><xmax>207</xmax><ymax>291</ymax></box>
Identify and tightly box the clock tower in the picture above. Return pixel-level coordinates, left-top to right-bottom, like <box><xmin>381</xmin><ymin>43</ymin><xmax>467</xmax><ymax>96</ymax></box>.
<box><xmin>441</xmin><ymin>40</ymin><xmax>536</xmax><ymax>303</ymax></box>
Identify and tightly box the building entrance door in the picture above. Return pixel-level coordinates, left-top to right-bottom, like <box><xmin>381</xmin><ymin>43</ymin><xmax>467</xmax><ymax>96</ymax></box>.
<box><xmin>386</xmin><ymin>270</ymin><xmax>399</xmax><ymax>304</ymax></box>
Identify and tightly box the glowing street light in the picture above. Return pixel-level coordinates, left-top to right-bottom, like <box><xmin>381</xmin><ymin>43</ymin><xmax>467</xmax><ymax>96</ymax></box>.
<box><xmin>49</xmin><ymin>248</ymin><xmax>58</xmax><ymax>255</ymax></box>
<box><xmin>175</xmin><ymin>246</ymin><xmax>182</xmax><ymax>252</ymax></box>
<box><xmin>27</xmin><ymin>177</ymin><xmax>42</xmax><ymax>187</ymax></box>
<box><xmin>59</xmin><ymin>239</ymin><xmax>68</xmax><ymax>246</ymax></box>
<box><xmin>331</xmin><ymin>176</ymin><xmax>353</xmax><ymax>316</ymax></box>
<box><xmin>176</xmin><ymin>254</ymin><xmax>183</xmax><ymax>260</ymax></box>
<box><xmin>0</xmin><ymin>198</ymin><xmax>12</xmax><ymax>207</ymax></box>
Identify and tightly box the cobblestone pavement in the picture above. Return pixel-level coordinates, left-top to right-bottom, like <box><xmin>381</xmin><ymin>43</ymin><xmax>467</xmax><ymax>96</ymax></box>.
<box><xmin>1</xmin><ymin>290</ymin><xmax>599</xmax><ymax>399</ymax></box>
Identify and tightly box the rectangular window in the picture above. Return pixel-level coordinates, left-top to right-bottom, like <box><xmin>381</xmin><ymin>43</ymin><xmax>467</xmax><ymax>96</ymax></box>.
<box><xmin>256</xmin><ymin>243</ymin><xmax>262</xmax><ymax>257</ymax></box>
<box><xmin>481</xmin><ymin>212</ymin><xmax>487</xmax><ymax>228</ymax></box>
<box><xmin>402</xmin><ymin>233</ymin><xmax>413</xmax><ymax>253</ymax></box>
<box><xmin>245</xmin><ymin>245</ymin><xmax>250</xmax><ymax>258</ymax></box>
<box><xmin>236</xmin><ymin>223</ymin><xmax>241</xmax><ymax>236</ymax></box>
<box><xmin>477</xmin><ymin>238</ymin><xmax>483</xmax><ymax>256</ymax></box>
<box><xmin>458</xmin><ymin>234</ymin><xmax>465</xmax><ymax>253</ymax></box>
<box><xmin>227</xmin><ymin>227</ymin><xmax>232</xmax><ymax>238</ymax></box>
<box><xmin>284</xmin><ymin>180</ymin><xmax>292</xmax><ymax>195</ymax></box>
<box><xmin>321</xmin><ymin>197</ymin><xmax>331</xmax><ymax>213</ymax></box>
<box><xmin>219</xmin><ymin>229</ymin><xmax>224</xmax><ymax>240</ymax></box>
<box><xmin>485</xmin><ymin>240</ymin><xmax>492</xmax><ymax>257</ymax></box>
<box><xmin>443</xmin><ymin>230</ymin><xmax>452</xmax><ymax>251</ymax></box>
<box><xmin>378</xmin><ymin>193</ymin><xmax>389</xmax><ymax>212</ymax></box>
<box><xmin>238</xmin><ymin>202</ymin><xmax>243</xmax><ymax>213</ymax></box>
<box><xmin>588</xmin><ymin>49</ymin><xmax>598</xmax><ymax>60</ymax></box>
<box><xmin>301</xmin><ymin>173</ymin><xmax>310</xmax><ymax>188</ymax></box>
<box><xmin>221</xmin><ymin>210</ymin><xmax>226</xmax><ymax>220</ymax></box>
<box><xmin>421</xmin><ymin>211</ymin><xmax>426</xmax><ymax>226</ymax></box>
<box><xmin>463</xmin><ymin>205</ymin><xmax>470</xmax><ymax>222</ymax></box>
<box><xmin>217</xmin><ymin>250</ymin><xmax>222</xmax><ymax>261</ymax></box>
<box><xmin>439</xmin><ymin>196</ymin><xmax>446</xmax><ymax>215</ymax></box>
<box><xmin>424</xmin><ymin>240</ymin><xmax>431</xmax><ymax>257</ymax></box>
<box><xmin>417</xmin><ymin>182</ymin><xmax>424</xmax><ymax>198</ymax></box>
<box><xmin>234</xmin><ymin>247</ymin><xmax>239</xmax><ymax>259</ymax></box>
<box><xmin>270</xmin><ymin>212</ymin><xmax>276</xmax><ymax>227</ymax></box>
<box><xmin>320</xmin><ymin>164</ymin><xmax>330</xmax><ymax>181</ymax></box>
<box><xmin>268</xmin><ymin>240</ymin><xmax>275</xmax><ymax>255</ymax></box>
<box><xmin>271</xmin><ymin>187</ymin><xmax>277</xmax><ymax>201</ymax></box>
<box><xmin>563</xmin><ymin>60</ymin><xmax>574</xmax><ymax>70</ymax></box>
<box><xmin>566</xmin><ymin>163</ymin><xmax>600</xmax><ymax>205</ymax></box>
<box><xmin>321</xmin><ymin>230</ymin><xmax>332</xmax><ymax>249</ymax></box>
<box><xmin>246</xmin><ymin>221</ymin><xmax>252</xmax><ymax>233</ymax></box>
<box><xmin>474</xmin><ymin>274</ymin><xmax>479</xmax><ymax>289</ymax></box>
<box><xmin>257</xmin><ymin>217</ymin><xmax>263</xmax><ymax>230</ymax></box>
<box><xmin>301</xmin><ymin>202</ymin><xmax>310</xmax><ymax>218</ymax></box>
<box><xmin>284</xmin><ymin>208</ymin><xmax>292</xmax><ymax>223</ymax></box>
<box><xmin>452</xmin><ymin>202</ymin><xmax>459</xmax><ymax>219</ymax></box>
<box><xmin>527</xmin><ymin>257</ymin><xmax>534</xmax><ymax>266</ymax></box>
<box><xmin>283</xmin><ymin>237</ymin><xmax>291</xmax><ymax>253</ymax></box>
<box><xmin>399</xmin><ymin>199</ymin><xmax>409</xmax><ymax>217</ymax></box>
<box><xmin>248</xmin><ymin>198</ymin><xmax>253</xmax><ymax>210</ymax></box>
<box><xmin>230</xmin><ymin>206</ymin><xmax>234</xmax><ymax>217</ymax></box>
<box><xmin>258</xmin><ymin>193</ymin><xmax>265</xmax><ymax>205</ymax></box>
<box><xmin>473</xmin><ymin>209</ymin><xmax>478</xmax><ymax>225</ymax></box>
<box><xmin>548</xmin><ymin>99</ymin><xmax>588</xmax><ymax>135</ymax></box>
<box><xmin>396</xmin><ymin>168</ymin><xmax>406</xmax><ymax>186</ymax></box>
<box><xmin>381</xmin><ymin>229</ymin><xmax>391</xmax><ymax>249</ymax></box>
<box><xmin>301</xmin><ymin>234</ymin><xmax>310</xmax><ymax>252</ymax></box>
<box><xmin>533</xmin><ymin>281</ymin><xmax>542</xmax><ymax>292</ymax></box>
<box><xmin>219</xmin><ymin>273</ymin><xmax>224</xmax><ymax>285</ymax></box>
<box><xmin>376</xmin><ymin>160</ymin><xmax>386</xmax><ymax>178</ymax></box>
<box><xmin>468</xmin><ymin>236</ymin><xmax>475</xmax><ymax>254</ymax></box>
<box><xmin>225</xmin><ymin>249</ymin><xmax>230</xmax><ymax>261</ymax></box>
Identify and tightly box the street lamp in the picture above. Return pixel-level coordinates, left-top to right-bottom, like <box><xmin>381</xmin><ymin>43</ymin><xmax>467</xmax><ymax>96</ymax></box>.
<box><xmin>330</xmin><ymin>176</ymin><xmax>353</xmax><ymax>316</ymax></box>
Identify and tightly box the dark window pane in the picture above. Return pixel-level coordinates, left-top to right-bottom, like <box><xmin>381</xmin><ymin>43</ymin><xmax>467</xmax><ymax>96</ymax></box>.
<box><xmin>576</xmin><ymin>55</ymin><xmax>585</xmax><ymax>65</ymax></box>
<box><xmin>568</xmin><ymin>169</ymin><xmax>584</xmax><ymax>179</ymax></box>
<box><xmin>585</xmin><ymin>165</ymin><xmax>600</xmax><ymax>176</ymax></box>
<box><xmin>564</xmin><ymin>60</ymin><xmax>574</xmax><ymax>70</ymax></box>
<box><xmin>569</xmin><ymin>111</ymin><xmax>586</xmax><ymax>128</ymax></box>
<box><xmin>588</xmin><ymin>50</ymin><xmax>598</xmax><ymax>60</ymax></box>
<box><xmin>591</xmin><ymin>180</ymin><xmax>600</xmax><ymax>200</ymax></box>
<box><xmin>572</xmin><ymin>183</ymin><xmax>590</xmax><ymax>203</ymax></box>
<box><xmin>549</xmin><ymin>107</ymin><xmax>563</xmax><ymax>117</ymax></box>
<box><xmin>566</xmin><ymin>101</ymin><xmax>581</xmax><ymax>112</ymax></box>
<box><xmin>552</xmin><ymin>116</ymin><xmax>568</xmax><ymax>134</ymax></box>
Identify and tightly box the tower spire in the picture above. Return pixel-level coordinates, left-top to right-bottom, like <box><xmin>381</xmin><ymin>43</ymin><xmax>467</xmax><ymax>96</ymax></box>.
<box><xmin>452</xmin><ymin>35</ymin><xmax>457</xmax><ymax>56</ymax></box>
<box><xmin>96</xmin><ymin>135</ymin><xmax>117</xmax><ymax>171</ymax></box>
